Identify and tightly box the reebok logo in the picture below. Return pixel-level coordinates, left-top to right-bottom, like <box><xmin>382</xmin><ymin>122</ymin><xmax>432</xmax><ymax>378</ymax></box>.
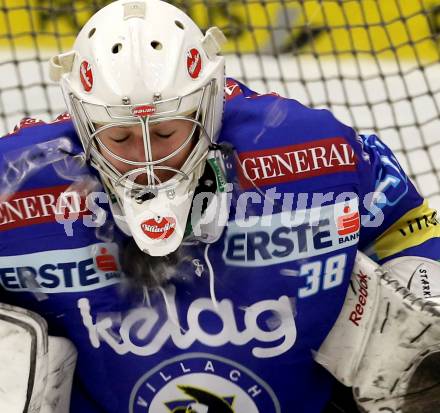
<box><xmin>349</xmin><ymin>271</ymin><xmax>369</xmax><ymax>326</ymax></box>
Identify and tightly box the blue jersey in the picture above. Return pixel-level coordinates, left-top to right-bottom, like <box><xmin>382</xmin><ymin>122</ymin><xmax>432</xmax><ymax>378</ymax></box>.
<box><xmin>0</xmin><ymin>81</ymin><xmax>439</xmax><ymax>413</ymax></box>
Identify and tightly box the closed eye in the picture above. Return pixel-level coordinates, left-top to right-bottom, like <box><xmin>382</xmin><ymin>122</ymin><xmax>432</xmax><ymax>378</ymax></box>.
<box><xmin>156</xmin><ymin>131</ymin><xmax>174</xmax><ymax>139</ymax></box>
<box><xmin>111</xmin><ymin>135</ymin><xmax>130</xmax><ymax>143</ymax></box>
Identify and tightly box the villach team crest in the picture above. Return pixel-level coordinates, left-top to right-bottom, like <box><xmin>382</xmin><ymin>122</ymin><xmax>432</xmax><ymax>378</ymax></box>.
<box><xmin>129</xmin><ymin>353</ymin><xmax>280</xmax><ymax>412</ymax></box>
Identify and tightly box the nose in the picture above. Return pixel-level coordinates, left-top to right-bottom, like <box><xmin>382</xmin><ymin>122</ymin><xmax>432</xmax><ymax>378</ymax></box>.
<box><xmin>125</xmin><ymin>135</ymin><xmax>175</xmax><ymax>184</ymax></box>
<box><xmin>129</xmin><ymin>133</ymin><xmax>169</xmax><ymax>163</ymax></box>
<box><xmin>128</xmin><ymin>135</ymin><xmax>148</xmax><ymax>163</ymax></box>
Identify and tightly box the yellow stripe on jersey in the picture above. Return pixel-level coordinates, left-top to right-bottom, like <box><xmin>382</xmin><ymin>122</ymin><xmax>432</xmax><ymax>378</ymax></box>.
<box><xmin>372</xmin><ymin>200</ymin><xmax>440</xmax><ymax>260</ymax></box>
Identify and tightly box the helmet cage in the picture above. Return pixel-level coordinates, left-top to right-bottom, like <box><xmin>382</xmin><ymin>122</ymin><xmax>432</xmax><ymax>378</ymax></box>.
<box><xmin>68</xmin><ymin>79</ymin><xmax>218</xmax><ymax>198</ymax></box>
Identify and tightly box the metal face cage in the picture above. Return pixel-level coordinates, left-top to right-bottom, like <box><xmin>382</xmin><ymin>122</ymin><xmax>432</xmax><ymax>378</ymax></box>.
<box><xmin>68</xmin><ymin>79</ymin><xmax>218</xmax><ymax>198</ymax></box>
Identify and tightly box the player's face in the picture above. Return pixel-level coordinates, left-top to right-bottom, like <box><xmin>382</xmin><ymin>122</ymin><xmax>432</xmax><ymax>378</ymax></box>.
<box><xmin>96</xmin><ymin>120</ymin><xmax>195</xmax><ymax>183</ymax></box>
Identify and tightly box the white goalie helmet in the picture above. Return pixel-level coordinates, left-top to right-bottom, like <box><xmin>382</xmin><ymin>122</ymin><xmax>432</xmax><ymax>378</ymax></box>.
<box><xmin>50</xmin><ymin>0</ymin><xmax>226</xmax><ymax>256</ymax></box>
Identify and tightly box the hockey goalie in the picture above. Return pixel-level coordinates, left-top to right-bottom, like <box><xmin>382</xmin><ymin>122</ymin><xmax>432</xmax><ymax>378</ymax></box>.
<box><xmin>1</xmin><ymin>0</ymin><xmax>440</xmax><ymax>412</ymax></box>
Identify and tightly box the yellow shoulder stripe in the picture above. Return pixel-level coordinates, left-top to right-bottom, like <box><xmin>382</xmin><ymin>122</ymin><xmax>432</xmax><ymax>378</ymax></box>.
<box><xmin>372</xmin><ymin>200</ymin><xmax>440</xmax><ymax>260</ymax></box>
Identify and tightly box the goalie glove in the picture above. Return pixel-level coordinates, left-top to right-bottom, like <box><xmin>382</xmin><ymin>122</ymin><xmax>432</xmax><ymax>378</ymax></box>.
<box><xmin>0</xmin><ymin>303</ymin><xmax>77</xmax><ymax>413</ymax></box>
<box><xmin>315</xmin><ymin>251</ymin><xmax>440</xmax><ymax>413</ymax></box>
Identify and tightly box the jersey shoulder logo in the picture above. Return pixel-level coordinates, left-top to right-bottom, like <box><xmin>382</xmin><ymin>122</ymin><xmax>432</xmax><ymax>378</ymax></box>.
<box><xmin>225</xmin><ymin>79</ymin><xmax>243</xmax><ymax>101</ymax></box>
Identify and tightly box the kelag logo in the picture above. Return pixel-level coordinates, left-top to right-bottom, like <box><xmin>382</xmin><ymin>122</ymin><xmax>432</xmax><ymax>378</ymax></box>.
<box><xmin>0</xmin><ymin>243</ymin><xmax>122</xmax><ymax>293</ymax></box>
<box><xmin>79</xmin><ymin>284</ymin><xmax>296</xmax><ymax>359</ymax></box>
<box><xmin>223</xmin><ymin>199</ymin><xmax>359</xmax><ymax>267</ymax></box>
